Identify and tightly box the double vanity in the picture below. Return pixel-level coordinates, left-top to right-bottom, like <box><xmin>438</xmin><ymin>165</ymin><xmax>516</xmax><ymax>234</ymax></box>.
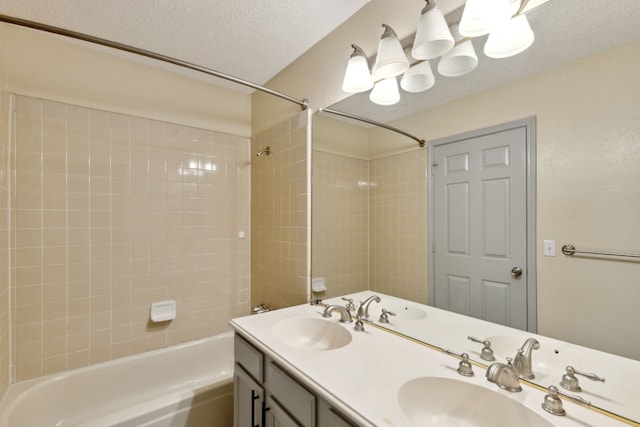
<box><xmin>230</xmin><ymin>292</ymin><xmax>639</xmax><ymax>426</ymax></box>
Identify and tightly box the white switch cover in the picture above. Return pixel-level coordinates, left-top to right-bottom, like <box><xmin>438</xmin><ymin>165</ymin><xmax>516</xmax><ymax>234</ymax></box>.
<box><xmin>238</xmin><ymin>231</ymin><xmax>246</xmax><ymax>239</ymax></box>
<box><xmin>544</xmin><ymin>240</ymin><xmax>556</xmax><ymax>256</ymax></box>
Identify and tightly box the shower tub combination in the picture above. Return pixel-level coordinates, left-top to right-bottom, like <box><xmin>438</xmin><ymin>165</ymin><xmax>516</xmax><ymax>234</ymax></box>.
<box><xmin>0</xmin><ymin>332</ymin><xmax>234</xmax><ymax>427</ymax></box>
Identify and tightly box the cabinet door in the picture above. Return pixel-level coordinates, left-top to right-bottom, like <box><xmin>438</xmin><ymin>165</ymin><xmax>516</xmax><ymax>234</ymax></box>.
<box><xmin>234</xmin><ymin>364</ymin><xmax>266</xmax><ymax>427</ymax></box>
<box><xmin>266</xmin><ymin>397</ymin><xmax>301</xmax><ymax>427</ymax></box>
<box><xmin>317</xmin><ymin>398</ymin><xmax>357</xmax><ymax>427</ymax></box>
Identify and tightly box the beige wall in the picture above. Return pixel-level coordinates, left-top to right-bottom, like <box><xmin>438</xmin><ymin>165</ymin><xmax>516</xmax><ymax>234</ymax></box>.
<box><xmin>0</xmin><ymin>23</ymin><xmax>10</xmax><ymax>398</ymax></box>
<box><xmin>251</xmin><ymin>111</ymin><xmax>310</xmax><ymax>309</ymax></box>
<box><xmin>4</xmin><ymin>25</ymin><xmax>252</xmax><ymax>138</ymax></box>
<box><xmin>10</xmin><ymin>95</ymin><xmax>251</xmax><ymax>381</ymax></box>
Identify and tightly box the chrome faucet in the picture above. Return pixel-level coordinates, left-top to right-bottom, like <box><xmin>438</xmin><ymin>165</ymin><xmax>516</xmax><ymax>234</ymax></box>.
<box><xmin>322</xmin><ymin>305</ymin><xmax>353</xmax><ymax>323</ymax></box>
<box><xmin>512</xmin><ymin>338</ymin><xmax>540</xmax><ymax>379</ymax></box>
<box><xmin>356</xmin><ymin>295</ymin><xmax>381</xmax><ymax>319</ymax></box>
<box><xmin>486</xmin><ymin>358</ymin><xmax>522</xmax><ymax>392</ymax></box>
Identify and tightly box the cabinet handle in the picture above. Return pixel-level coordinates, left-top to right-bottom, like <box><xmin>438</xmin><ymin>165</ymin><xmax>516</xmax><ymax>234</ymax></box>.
<box><xmin>261</xmin><ymin>401</ymin><xmax>271</xmax><ymax>427</ymax></box>
<box><xmin>251</xmin><ymin>389</ymin><xmax>260</xmax><ymax>427</ymax></box>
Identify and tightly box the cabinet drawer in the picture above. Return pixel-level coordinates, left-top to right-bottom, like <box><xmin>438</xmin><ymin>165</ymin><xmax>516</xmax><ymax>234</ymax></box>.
<box><xmin>266</xmin><ymin>361</ymin><xmax>316</xmax><ymax>427</ymax></box>
<box><xmin>235</xmin><ymin>334</ymin><xmax>264</xmax><ymax>382</ymax></box>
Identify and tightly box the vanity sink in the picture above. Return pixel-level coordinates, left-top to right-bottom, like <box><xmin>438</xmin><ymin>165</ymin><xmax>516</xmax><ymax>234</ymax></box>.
<box><xmin>398</xmin><ymin>377</ymin><xmax>554</xmax><ymax>427</ymax></box>
<box><xmin>369</xmin><ymin>300</ymin><xmax>427</xmax><ymax>321</ymax></box>
<box><xmin>271</xmin><ymin>317</ymin><xmax>352</xmax><ymax>351</ymax></box>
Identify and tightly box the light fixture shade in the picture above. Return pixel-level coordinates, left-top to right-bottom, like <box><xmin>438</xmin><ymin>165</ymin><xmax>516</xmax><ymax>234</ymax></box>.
<box><xmin>372</xmin><ymin>24</ymin><xmax>410</xmax><ymax>79</ymax></box>
<box><xmin>508</xmin><ymin>0</ymin><xmax>522</xmax><ymax>16</ymax></box>
<box><xmin>484</xmin><ymin>14</ymin><xmax>535</xmax><ymax>58</ymax></box>
<box><xmin>341</xmin><ymin>45</ymin><xmax>374</xmax><ymax>93</ymax></box>
<box><xmin>411</xmin><ymin>2</ymin><xmax>454</xmax><ymax>60</ymax></box>
<box><xmin>400</xmin><ymin>61</ymin><xmax>435</xmax><ymax>93</ymax></box>
<box><xmin>459</xmin><ymin>0</ymin><xmax>511</xmax><ymax>37</ymax></box>
<box><xmin>438</xmin><ymin>39</ymin><xmax>478</xmax><ymax>77</ymax></box>
<box><xmin>369</xmin><ymin>77</ymin><xmax>400</xmax><ymax>105</ymax></box>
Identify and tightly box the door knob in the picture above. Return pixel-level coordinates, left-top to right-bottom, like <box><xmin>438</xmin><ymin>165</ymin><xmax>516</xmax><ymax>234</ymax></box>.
<box><xmin>511</xmin><ymin>267</ymin><xmax>523</xmax><ymax>278</ymax></box>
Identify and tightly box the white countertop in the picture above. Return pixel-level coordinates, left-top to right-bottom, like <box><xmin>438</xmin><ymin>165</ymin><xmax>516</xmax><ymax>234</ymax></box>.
<box><xmin>230</xmin><ymin>301</ymin><xmax>635</xmax><ymax>427</ymax></box>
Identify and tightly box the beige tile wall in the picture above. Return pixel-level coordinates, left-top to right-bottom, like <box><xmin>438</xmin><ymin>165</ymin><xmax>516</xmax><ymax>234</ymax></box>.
<box><xmin>251</xmin><ymin>112</ymin><xmax>310</xmax><ymax>309</ymax></box>
<box><xmin>312</xmin><ymin>147</ymin><xmax>428</xmax><ymax>304</ymax></box>
<box><xmin>0</xmin><ymin>24</ymin><xmax>9</xmax><ymax>396</ymax></box>
<box><xmin>10</xmin><ymin>95</ymin><xmax>251</xmax><ymax>381</ymax></box>
<box><xmin>369</xmin><ymin>150</ymin><xmax>428</xmax><ymax>304</ymax></box>
<box><xmin>311</xmin><ymin>150</ymin><xmax>369</xmax><ymax>298</ymax></box>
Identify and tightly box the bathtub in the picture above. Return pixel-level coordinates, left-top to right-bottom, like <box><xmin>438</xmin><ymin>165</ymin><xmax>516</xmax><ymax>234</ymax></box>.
<box><xmin>0</xmin><ymin>332</ymin><xmax>234</xmax><ymax>427</ymax></box>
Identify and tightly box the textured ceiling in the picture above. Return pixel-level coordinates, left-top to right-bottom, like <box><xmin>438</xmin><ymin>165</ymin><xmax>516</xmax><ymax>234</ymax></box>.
<box><xmin>0</xmin><ymin>0</ymin><xmax>369</xmax><ymax>91</ymax></box>
<box><xmin>331</xmin><ymin>0</ymin><xmax>640</xmax><ymax>124</ymax></box>
<box><xmin>2</xmin><ymin>0</ymin><xmax>639</xmax><ymax>118</ymax></box>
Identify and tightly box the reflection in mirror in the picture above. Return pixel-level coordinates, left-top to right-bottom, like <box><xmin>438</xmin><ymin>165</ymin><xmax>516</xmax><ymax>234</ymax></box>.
<box><xmin>312</xmin><ymin>0</ymin><xmax>640</xmax><ymax>422</ymax></box>
<box><xmin>312</xmin><ymin>110</ymin><xmax>428</xmax><ymax>302</ymax></box>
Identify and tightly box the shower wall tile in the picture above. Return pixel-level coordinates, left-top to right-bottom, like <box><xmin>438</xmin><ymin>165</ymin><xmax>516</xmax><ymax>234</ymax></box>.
<box><xmin>0</xmin><ymin>53</ymin><xmax>10</xmax><ymax>395</ymax></box>
<box><xmin>311</xmin><ymin>151</ymin><xmax>369</xmax><ymax>297</ymax></box>
<box><xmin>10</xmin><ymin>95</ymin><xmax>251</xmax><ymax>381</ymax></box>
<box><xmin>369</xmin><ymin>151</ymin><xmax>428</xmax><ymax>304</ymax></box>
<box><xmin>311</xmin><ymin>149</ymin><xmax>427</xmax><ymax>303</ymax></box>
<box><xmin>251</xmin><ymin>112</ymin><xmax>309</xmax><ymax>309</ymax></box>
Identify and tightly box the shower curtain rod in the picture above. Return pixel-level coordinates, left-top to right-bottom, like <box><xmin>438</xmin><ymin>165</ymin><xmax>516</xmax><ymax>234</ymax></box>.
<box><xmin>321</xmin><ymin>108</ymin><xmax>426</xmax><ymax>148</ymax></box>
<box><xmin>0</xmin><ymin>14</ymin><xmax>309</xmax><ymax>111</ymax></box>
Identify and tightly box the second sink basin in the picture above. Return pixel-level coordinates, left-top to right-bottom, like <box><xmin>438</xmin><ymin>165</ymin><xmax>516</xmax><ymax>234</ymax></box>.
<box><xmin>271</xmin><ymin>317</ymin><xmax>352</xmax><ymax>351</ymax></box>
<box><xmin>398</xmin><ymin>377</ymin><xmax>554</xmax><ymax>427</ymax></box>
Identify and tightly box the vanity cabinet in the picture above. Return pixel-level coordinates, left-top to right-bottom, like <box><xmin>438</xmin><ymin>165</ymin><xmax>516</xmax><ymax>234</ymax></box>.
<box><xmin>234</xmin><ymin>333</ymin><xmax>267</xmax><ymax>427</ymax></box>
<box><xmin>234</xmin><ymin>333</ymin><xmax>357</xmax><ymax>427</ymax></box>
<box><xmin>234</xmin><ymin>367</ymin><xmax>266</xmax><ymax>427</ymax></box>
<box><xmin>317</xmin><ymin>399</ymin><xmax>358</xmax><ymax>427</ymax></box>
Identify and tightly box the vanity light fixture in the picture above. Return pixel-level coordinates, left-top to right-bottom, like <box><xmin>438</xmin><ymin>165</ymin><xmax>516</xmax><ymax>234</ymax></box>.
<box><xmin>372</xmin><ymin>24</ymin><xmax>410</xmax><ymax>79</ymax></box>
<box><xmin>484</xmin><ymin>14</ymin><xmax>535</xmax><ymax>58</ymax></box>
<box><xmin>411</xmin><ymin>0</ymin><xmax>454</xmax><ymax>60</ymax></box>
<box><xmin>341</xmin><ymin>0</ymin><xmax>540</xmax><ymax>104</ymax></box>
<box><xmin>369</xmin><ymin>77</ymin><xmax>401</xmax><ymax>105</ymax></box>
<box><xmin>458</xmin><ymin>0</ymin><xmax>512</xmax><ymax>37</ymax></box>
<box><xmin>341</xmin><ymin>44</ymin><xmax>374</xmax><ymax>93</ymax></box>
<box><xmin>400</xmin><ymin>60</ymin><xmax>435</xmax><ymax>93</ymax></box>
<box><xmin>437</xmin><ymin>32</ymin><xmax>478</xmax><ymax>77</ymax></box>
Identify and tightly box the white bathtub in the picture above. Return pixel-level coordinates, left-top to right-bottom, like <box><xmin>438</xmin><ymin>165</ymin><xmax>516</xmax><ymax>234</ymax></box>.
<box><xmin>0</xmin><ymin>332</ymin><xmax>234</xmax><ymax>427</ymax></box>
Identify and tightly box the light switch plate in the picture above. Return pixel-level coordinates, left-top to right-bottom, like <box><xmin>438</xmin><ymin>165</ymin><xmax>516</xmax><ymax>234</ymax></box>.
<box><xmin>544</xmin><ymin>240</ymin><xmax>556</xmax><ymax>256</ymax></box>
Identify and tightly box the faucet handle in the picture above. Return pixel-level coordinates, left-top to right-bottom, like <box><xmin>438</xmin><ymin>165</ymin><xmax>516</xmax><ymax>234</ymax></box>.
<box><xmin>353</xmin><ymin>316</ymin><xmax>365</xmax><ymax>332</ymax></box>
<box><xmin>310</xmin><ymin>298</ymin><xmax>325</xmax><ymax>306</ymax></box>
<box><xmin>467</xmin><ymin>336</ymin><xmax>496</xmax><ymax>361</ymax></box>
<box><xmin>379</xmin><ymin>308</ymin><xmax>396</xmax><ymax>323</ymax></box>
<box><xmin>444</xmin><ymin>350</ymin><xmax>474</xmax><ymax>377</ymax></box>
<box><xmin>560</xmin><ymin>366</ymin><xmax>605</xmax><ymax>392</ymax></box>
<box><xmin>341</xmin><ymin>297</ymin><xmax>356</xmax><ymax>312</ymax></box>
<box><xmin>542</xmin><ymin>385</ymin><xmax>591</xmax><ymax>416</ymax></box>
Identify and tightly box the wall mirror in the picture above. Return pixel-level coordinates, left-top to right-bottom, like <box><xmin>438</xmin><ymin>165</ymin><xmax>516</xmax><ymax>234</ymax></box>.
<box><xmin>311</xmin><ymin>0</ymin><xmax>640</xmax><ymax>422</ymax></box>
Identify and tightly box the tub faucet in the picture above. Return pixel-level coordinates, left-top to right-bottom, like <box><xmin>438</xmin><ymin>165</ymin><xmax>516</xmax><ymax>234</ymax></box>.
<box><xmin>356</xmin><ymin>295</ymin><xmax>381</xmax><ymax>319</ymax></box>
<box><xmin>512</xmin><ymin>338</ymin><xmax>540</xmax><ymax>379</ymax></box>
<box><xmin>486</xmin><ymin>357</ymin><xmax>522</xmax><ymax>392</ymax></box>
<box><xmin>322</xmin><ymin>305</ymin><xmax>353</xmax><ymax>323</ymax></box>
